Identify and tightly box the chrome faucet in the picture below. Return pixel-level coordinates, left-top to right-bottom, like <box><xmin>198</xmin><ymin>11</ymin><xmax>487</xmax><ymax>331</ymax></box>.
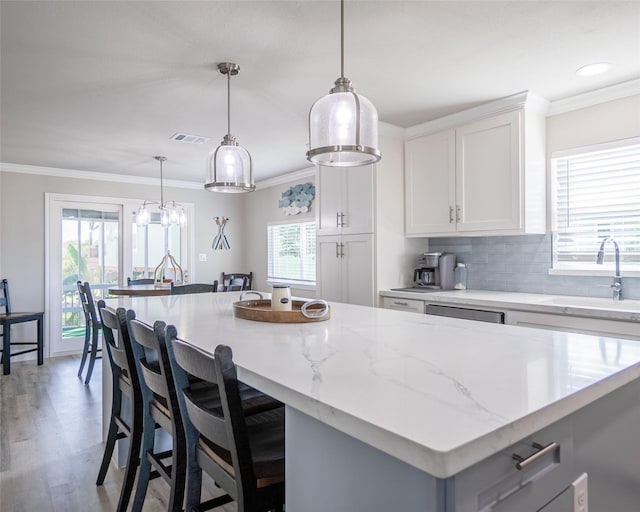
<box><xmin>596</xmin><ymin>237</ymin><xmax>623</xmax><ymax>301</ymax></box>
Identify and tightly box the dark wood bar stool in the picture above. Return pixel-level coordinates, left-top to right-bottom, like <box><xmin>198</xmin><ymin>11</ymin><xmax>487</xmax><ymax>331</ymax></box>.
<box><xmin>95</xmin><ymin>302</ymin><xmax>144</xmax><ymax>512</ymax></box>
<box><xmin>77</xmin><ymin>281</ymin><xmax>102</xmax><ymax>384</ymax></box>
<box><xmin>0</xmin><ymin>278</ymin><xmax>44</xmax><ymax>376</ymax></box>
<box><xmin>170</xmin><ymin>338</ymin><xmax>285</xmax><ymax>512</ymax></box>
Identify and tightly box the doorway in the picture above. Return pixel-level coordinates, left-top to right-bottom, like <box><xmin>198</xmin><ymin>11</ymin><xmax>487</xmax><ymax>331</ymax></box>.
<box><xmin>47</xmin><ymin>196</ymin><xmax>123</xmax><ymax>357</ymax></box>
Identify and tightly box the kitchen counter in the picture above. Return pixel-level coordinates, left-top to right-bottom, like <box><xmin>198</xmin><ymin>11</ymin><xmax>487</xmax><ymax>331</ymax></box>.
<box><xmin>111</xmin><ymin>292</ymin><xmax>640</xmax><ymax>482</ymax></box>
<box><xmin>380</xmin><ymin>288</ymin><xmax>640</xmax><ymax>322</ymax></box>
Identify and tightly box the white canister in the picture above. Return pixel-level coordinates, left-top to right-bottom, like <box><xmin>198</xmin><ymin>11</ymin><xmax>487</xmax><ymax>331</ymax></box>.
<box><xmin>271</xmin><ymin>285</ymin><xmax>292</xmax><ymax>311</ymax></box>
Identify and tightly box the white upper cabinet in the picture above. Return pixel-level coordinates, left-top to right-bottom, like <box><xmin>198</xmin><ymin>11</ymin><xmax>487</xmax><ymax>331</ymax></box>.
<box><xmin>317</xmin><ymin>165</ymin><xmax>374</xmax><ymax>235</ymax></box>
<box><xmin>405</xmin><ymin>129</ymin><xmax>456</xmax><ymax>235</ymax></box>
<box><xmin>405</xmin><ymin>92</ymin><xmax>548</xmax><ymax>237</ymax></box>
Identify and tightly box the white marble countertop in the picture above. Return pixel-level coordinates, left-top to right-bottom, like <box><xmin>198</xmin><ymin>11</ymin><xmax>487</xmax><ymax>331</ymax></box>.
<box><xmin>380</xmin><ymin>289</ymin><xmax>640</xmax><ymax>322</ymax></box>
<box><xmin>111</xmin><ymin>292</ymin><xmax>640</xmax><ymax>478</ymax></box>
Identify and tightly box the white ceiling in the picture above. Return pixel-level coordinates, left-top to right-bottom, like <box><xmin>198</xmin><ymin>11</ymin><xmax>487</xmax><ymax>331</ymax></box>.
<box><xmin>1</xmin><ymin>1</ymin><xmax>639</xmax><ymax>183</ymax></box>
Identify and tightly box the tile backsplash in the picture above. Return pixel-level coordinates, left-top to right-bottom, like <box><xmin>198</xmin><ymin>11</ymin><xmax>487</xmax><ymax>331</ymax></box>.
<box><xmin>429</xmin><ymin>234</ymin><xmax>640</xmax><ymax>300</ymax></box>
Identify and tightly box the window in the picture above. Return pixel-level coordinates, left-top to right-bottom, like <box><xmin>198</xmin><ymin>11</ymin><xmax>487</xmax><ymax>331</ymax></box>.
<box><xmin>132</xmin><ymin>211</ymin><xmax>182</xmax><ymax>279</ymax></box>
<box><xmin>267</xmin><ymin>221</ymin><xmax>316</xmax><ymax>285</ymax></box>
<box><xmin>551</xmin><ymin>137</ymin><xmax>640</xmax><ymax>272</ymax></box>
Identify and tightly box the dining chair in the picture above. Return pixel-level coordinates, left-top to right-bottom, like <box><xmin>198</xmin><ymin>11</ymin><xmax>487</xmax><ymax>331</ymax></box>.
<box><xmin>170</xmin><ymin>283</ymin><xmax>216</xmax><ymax>295</ymax></box>
<box><xmin>221</xmin><ymin>272</ymin><xmax>253</xmax><ymax>292</ymax></box>
<box><xmin>170</xmin><ymin>337</ymin><xmax>285</xmax><ymax>512</ymax></box>
<box><xmin>127</xmin><ymin>277</ymin><xmax>155</xmax><ymax>286</ymax></box>
<box><xmin>0</xmin><ymin>278</ymin><xmax>44</xmax><ymax>376</ymax></box>
<box><xmin>77</xmin><ymin>281</ymin><xmax>102</xmax><ymax>384</ymax></box>
<box><xmin>95</xmin><ymin>302</ymin><xmax>144</xmax><ymax>512</ymax></box>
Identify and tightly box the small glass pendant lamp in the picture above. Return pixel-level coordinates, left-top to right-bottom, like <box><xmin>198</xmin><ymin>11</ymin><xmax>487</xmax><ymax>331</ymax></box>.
<box><xmin>205</xmin><ymin>62</ymin><xmax>255</xmax><ymax>193</ymax></box>
<box><xmin>307</xmin><ymin>0</ymin><xmax>381</xmax><ymax>167</ymax></box>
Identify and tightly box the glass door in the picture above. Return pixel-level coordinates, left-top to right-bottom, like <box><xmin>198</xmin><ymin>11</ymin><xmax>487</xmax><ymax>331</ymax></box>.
<box><xmin>49</xmin><ymin>199</ymin><xmax>122</xmax><ymax>356</ymax></box>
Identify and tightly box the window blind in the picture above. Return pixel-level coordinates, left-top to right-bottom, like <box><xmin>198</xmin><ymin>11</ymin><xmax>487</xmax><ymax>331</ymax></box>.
<box><xmin>552</xmin><ymin>139</ymin><xmax>640</xmax><ymax>269</ymax></box>
<box><xmin>267</xmin><ymin>221</ymin><xmax>316</xmax><ymax>283</ymax></box>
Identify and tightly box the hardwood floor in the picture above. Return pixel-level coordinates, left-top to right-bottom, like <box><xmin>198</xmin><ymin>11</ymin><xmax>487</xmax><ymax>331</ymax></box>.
<box><xmin>0</xmin><ymin>356</ymin><xmax>235</xmax><ymax>511</ymax></box>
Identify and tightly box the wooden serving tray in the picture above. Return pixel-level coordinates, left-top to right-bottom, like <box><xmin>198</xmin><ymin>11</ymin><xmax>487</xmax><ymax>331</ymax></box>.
<box><xmin>233</xmin><ymin>299</ymin><xmax>330</xmax><ymax>323</ymax></box>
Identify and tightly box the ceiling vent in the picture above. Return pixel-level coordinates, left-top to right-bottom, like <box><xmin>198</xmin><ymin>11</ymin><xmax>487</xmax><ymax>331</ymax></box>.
<box><xmin>170</xmin><ymin>132</ymin><xmax>210</xmax><ymax>145</ymax></box>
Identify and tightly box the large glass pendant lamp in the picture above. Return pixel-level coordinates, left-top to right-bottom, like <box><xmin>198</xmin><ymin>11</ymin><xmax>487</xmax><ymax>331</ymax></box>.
<box><xmin>307</xmin><ymin>0</ymin><xmax>381</xmax><ymax>167</ymax></box>
<box><xmin>205</xmin><ymin>62</ymin><xmax>255</xmax><ymax>193</ymax></box>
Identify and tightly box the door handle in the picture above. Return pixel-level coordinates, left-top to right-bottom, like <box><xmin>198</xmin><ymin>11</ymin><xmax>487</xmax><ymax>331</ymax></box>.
<box><xmin>336</xmin><ymin>242</ymin><xmax>340</xmax><ymax>258</ymax></box>
<box><xmin>449</xmin><ymin>206</ymin><xmax>454</xmax><ymax>223</ymax></box>
<box><xmin>340</xmin><ymin>242</ymin><xmax>345</xmax><ymax>258</ymax></box>
<box><xmin>456</xmin><ymin>205</ymin><xmax>461</xmax><ymax>223</ymax></box>
<box><xmin>339</xmin><ymin>211</ymin><xmax>345</xmax><ymax>227</ymax></box>
<box><xmin>336</xmin><ymin>212</ymin><xmax>341</xmax><ymax>228</ymax></box>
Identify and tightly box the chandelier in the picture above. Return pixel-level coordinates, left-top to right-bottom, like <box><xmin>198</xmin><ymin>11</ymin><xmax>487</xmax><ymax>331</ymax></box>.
<box><xmin>136</xmin><ymin>156</ymin><xmax>186</xmax><ymax>227</ymax></box>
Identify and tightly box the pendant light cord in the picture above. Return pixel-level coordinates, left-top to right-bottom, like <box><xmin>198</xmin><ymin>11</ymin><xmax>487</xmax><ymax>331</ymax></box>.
<box><xmin>159</xmin><ymin>158</ymin><xmax>164</xmax><ymax>207</ymax></box>
<box><xmin>227</xmin><ymin>70</ymin><xmax>231</xmax><ymax>137</ymax></box>
<box><xmin>340</xmin><ymin>0</ymin><xmax>344</xmax><ymax>79</ymax></box>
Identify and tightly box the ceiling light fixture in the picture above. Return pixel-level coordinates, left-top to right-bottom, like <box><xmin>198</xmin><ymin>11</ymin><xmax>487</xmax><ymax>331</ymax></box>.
<box><xmin>136</xmin><ymin>156</ymin><xmax>186</xmax><ymax>228</ymax></box>
<box><xmin>576</xmin><ymin>62</ymin><xmax>611</xmax><ymax>77</ymax></box>
<box><xmin>205</xmin><ymin>62</ymin><xmax>255</xmax><ymax>193</ymax></box>
<box><xmin>307</xmin><ymin>0</ymin><xmax>381</xmax><ymax>167</ymax></box>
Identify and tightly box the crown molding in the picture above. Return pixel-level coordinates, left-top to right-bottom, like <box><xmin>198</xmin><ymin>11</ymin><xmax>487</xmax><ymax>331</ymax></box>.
<box><xmin>0</xmin><ymin>162</ymin><xmax>203</xmax><ymax>189</ymax></box>
<box><xmin>547</xmin><ymin>78</ymin><xmax>640</xmax><ymax>116</ymax></box>
<box><xmin>405</xmin><ymin>91</ymin><xmax>549</xmax><ymax>139</ymax></box>
<box><xmin>256</xmin><ymin>166</ymin><xmax>316</xmax><ymax>189</ymax></box>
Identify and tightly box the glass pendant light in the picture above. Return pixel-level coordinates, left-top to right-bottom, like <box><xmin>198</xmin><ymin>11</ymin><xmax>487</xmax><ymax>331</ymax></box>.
<box><xmin>136</xmin><ymin>156</ymin><xmax>186</xmax><ymax>228</ymax></box>
<box><xmin>307</xmin><ymin>0</ymin><xmax>381</xmax><ymax>167</ymax></box>
<box><xmin>205</xmin><ymin>62</ymin><xmax>255</xmax><ymax>193</ymax></box>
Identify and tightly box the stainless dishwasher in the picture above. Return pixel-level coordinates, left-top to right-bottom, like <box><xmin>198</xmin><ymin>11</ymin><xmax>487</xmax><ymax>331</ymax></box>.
<box><xmin>425</xmin><ymin>304</ymin><xmax>505</xmax><ymax>324</ymax></box>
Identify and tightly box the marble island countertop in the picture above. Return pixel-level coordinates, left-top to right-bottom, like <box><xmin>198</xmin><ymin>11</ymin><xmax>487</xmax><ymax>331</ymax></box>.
<box><xmin>380</xmin><ymin>289</ymin><xmax>640</xmax><ymax>322</ymax></box>
<box><xmin>113</xmin><ymin>292</ymin><xmax>640</xmax><ymax>479</ymax></box>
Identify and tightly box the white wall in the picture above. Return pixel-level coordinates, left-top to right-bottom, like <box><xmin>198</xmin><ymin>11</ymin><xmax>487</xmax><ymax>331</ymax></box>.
<box><xmin>243</xmin><ymin>172</ymin><xmax>316</xmax><ymax>297</ymax></box>
<box><xmin>375</xmin><ymin>132</ymin><xmax>427</xmax><ymax>296</ymax></box>
<box><xmin>0</xmin><ymin>171</ymin><xmax>246</xmax><ymax>350</ymax></box>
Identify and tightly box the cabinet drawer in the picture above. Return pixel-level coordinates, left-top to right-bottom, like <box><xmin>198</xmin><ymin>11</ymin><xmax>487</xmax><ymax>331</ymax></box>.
<box><xmin>382</xmin><ymin>297</ymin><xmax>425</xmax><ymax>314</ymax></box>
<box><xmin>450</xmin><ymin>419</ymin><xmax>575</xmax><ymax>512</ymax></box>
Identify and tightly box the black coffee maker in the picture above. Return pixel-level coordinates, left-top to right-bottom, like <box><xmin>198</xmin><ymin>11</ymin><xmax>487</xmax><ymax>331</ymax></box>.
<box><xmin>413</xmin><ymin>252</ymin><xmax>457</xmax><ymax>290</ymax></box>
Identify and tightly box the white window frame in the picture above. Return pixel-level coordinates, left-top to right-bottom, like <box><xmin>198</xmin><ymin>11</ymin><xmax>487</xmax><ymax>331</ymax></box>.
<box><xmin>549</xmin><ymin>136</ymin><xmax>640</xmax><ymax>277</ymax></box>
<box><xmin>267</xmin><ymin>219</ymin><xmax>316</xmax><ymax>290</ymax></box>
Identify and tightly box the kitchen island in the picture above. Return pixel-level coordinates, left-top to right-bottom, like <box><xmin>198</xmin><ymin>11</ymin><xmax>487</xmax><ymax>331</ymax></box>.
<box><xmin>110</xmin><ymin>292</ymin><xmax>640</xmax><ymax>511</ymax></box>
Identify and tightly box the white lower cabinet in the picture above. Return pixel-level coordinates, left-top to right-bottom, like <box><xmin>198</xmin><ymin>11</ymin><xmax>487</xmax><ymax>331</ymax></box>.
<box><xmin>317</xmin><ymin>234</ymin><xmax>374</xmax><ymax>307</ymax></box>
<box><xmin>506</xmin><ymin>310</ymin><xmax>640</xmax><ymax>340</ymax></box>
<box><xmin>381</xmin><ymin>296</ymin><xmax>425</xmax><ymax>313</ymax></box>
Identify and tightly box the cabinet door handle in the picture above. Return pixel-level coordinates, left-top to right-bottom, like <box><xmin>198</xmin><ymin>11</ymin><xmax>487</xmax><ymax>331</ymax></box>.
<box><xmin>456</xmin><ymin>205</ymin><xmax>461</xmax><ymax>223</ymax></box>
<box><xmin>335</xmin><ymin>242</ymin><xmax>340</xmax><ymax>258</ymax></box>
<box><xmin>336</xmin><ymin>212</ymin><xmax>341</xmax><ymax>228</ymax></box>
<box><xmin>512</xmin><ymin>442</ymin><xmax>559</xmax><ymax>471</ymax></box>
<box><xmin>449</xmin><ymin>206</ymin><xmax>454</xmax><ymax>223</ymax></box>
<box><xmin>340</xmin><ymin>242</ymin><xmax>345</xmax><ymax>257</ymax></box>
<box><xmin>339</xmin><ymin>212</ymin><xmax>345</xmax><ymax>227</ymax></box>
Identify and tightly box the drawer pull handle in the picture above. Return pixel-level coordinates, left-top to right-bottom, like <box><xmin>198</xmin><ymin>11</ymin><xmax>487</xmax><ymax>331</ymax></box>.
<box><xmin>512</xmin><ymin>442</ymin><xmax>559</xmax><ymax>470</ymax></box>
<box><xmin>393</xmin><ymin>301</ymin><xmax>409</xmax><ymax>306</ymax></box>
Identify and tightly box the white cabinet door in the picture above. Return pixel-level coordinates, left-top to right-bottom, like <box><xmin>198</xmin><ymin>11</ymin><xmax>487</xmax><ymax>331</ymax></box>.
<box><xmin>343</xmin><ymin>234</ymin><xmax>374</xmax><ymax>307</ymax></box>
<box><xmin>317</xmin><ymin>168</ymin><xmax>344</xmax><ymax>235</ymax></box>
<box><xmin>317</xmin><ymin>165</ymin><xmax>374</xmax><ymax>236</ymax></box>
<box><xmin>405</xmin><ymin>130</ymin><xmax>456</xmax><ymax>236</ymax></box>
<box><xmin>317</xmin><ymin>234</ymin><xmax>374</xmax><ymax>307</ymax></box>
<box><xmin>456</xmin><ymin>110</ymin><xmax>522</xmax><ymax>232</ymax></box>
<box><xmin>317</xmin><ymin>235</ymin><xmax>343</xmax><ymax>303</ymax></box>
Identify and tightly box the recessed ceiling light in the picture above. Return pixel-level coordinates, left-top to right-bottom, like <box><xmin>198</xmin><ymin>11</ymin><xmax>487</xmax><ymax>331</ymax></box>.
<box><xmin>576</xmin><ymin>62</ymin><xmax>611</xmax><ymax>77</ymax></box>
